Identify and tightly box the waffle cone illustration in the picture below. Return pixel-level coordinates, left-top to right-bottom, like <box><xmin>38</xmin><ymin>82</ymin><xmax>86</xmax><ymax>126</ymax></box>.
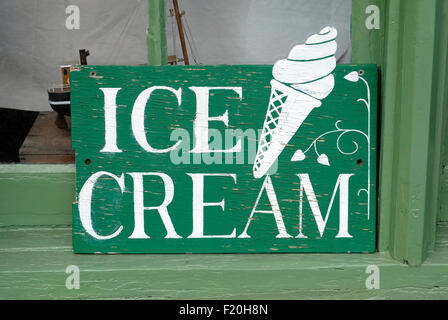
<box><xmin>253</xmin><ymin>26</ymin><xmax>338</xmax><ymax>179</ymax></box>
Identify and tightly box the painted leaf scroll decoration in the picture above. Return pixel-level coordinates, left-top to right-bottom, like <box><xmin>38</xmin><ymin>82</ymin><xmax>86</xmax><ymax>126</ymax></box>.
<box><xmin>291</xmin><ymin>149</ymin><xmax>306</xmax><ymax>162</ymax></box>
<box><xmin>344</xmin><ymin>71</ymin><xmax>360</xmax><ymax>82</ymax></box>
<box><xmin>317</xmin><ymin>154</ymin><xmax>330</xmax><ymax>166</ymax></box>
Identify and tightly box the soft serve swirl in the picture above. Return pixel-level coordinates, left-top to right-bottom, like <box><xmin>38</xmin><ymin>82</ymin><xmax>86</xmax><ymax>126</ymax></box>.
<box><xmin>272</xmin><ymin>26</ymin><xmax>337</xmax><ymax>101</ymax></box>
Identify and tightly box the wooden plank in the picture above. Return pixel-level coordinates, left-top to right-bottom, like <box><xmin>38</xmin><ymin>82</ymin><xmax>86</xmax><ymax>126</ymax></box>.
<box><xmin>0</xmin><ymin>164</ymin><xmax>75</xmax><ymax>227</ymax></box>
<box><xmin>70</xmin><ymin>64</ymin><xmax>378</xmax><ymax>254</ymax></box>
<box><xmin>0</xmin><ymin>223</ymin><xmax>448</xmax><ymax>299</ymax></box>
<box><xmin>19</xmin><ymin>112</ymin><xmax>75</xmax><ymax>164</ymax></box>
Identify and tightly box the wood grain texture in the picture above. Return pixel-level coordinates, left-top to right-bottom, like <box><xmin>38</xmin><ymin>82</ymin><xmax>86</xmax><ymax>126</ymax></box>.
<box><xmin>70</xmin><ymin>65</ymin><xmax>377</xmax><ymax>253</ymax></box>
<box><xmin>0</xmin><ymin>164</ymin><xmax>75</xmax><ymax>227</ymax></box>
<box><xmin>19</xmin><ymin>112</ymin><xmax>74</xmax><ymax>164</ymax></box>
<box><xmin>1</xmin><ymin>223</ymin><xmax>448</xmax><ymax>299</ymax></box>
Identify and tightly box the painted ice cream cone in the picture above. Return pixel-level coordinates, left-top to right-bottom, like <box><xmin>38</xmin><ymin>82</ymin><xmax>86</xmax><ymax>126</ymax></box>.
<box><xmin>253</xmin><ymin>26</ymin><xmax>338</xmax><ymax>179</ymax></box>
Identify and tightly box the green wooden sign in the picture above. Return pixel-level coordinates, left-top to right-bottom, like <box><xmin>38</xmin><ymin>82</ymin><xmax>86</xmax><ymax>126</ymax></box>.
<box><xmin>71</xmin><ymin>63</ymin><xmax>377</xmax><ymax>254</ymax></box>
<box><xmin>71</xmin><ymin>26</ymin><xmax>376</xmax><ymax>254</ymax></box>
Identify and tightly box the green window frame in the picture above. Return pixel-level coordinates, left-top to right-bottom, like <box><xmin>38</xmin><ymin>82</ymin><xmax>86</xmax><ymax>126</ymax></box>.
<box><xmin>352</xmin><ymin>0</ymin><xmax>448</xmax><ymax>266</ymax></box>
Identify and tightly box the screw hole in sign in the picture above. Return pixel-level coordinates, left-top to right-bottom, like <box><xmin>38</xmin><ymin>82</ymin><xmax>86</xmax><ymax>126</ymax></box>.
<box><xmin>89</xmin><ymin>71</ymin><xmax>96</xmax><ymax>77</ymax></box>
<box><xmin>357</xmin><ymin>159</ymin><xmax>364</xmax><ymax>166</ymax></box>
<box><xmin>358</xmin><ymin>70</ymin><xmax>365</xmax><ymax>76</ymax></box>
<box><xmin>84</xmin><ymin>159</ymin><xmax>91</xmax><ymax>165</ymax></box>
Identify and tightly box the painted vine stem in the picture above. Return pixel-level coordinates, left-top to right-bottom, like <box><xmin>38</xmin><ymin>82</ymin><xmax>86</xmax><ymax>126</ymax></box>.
<box><xmin>291</xmin><ymin>71</ymin><xmax>371</xmax><ymax>219</ymax></box>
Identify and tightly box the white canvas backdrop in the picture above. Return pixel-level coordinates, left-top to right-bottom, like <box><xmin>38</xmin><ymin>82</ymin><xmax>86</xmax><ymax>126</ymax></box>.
<box><xmin>166</xmin><ymin>0</ymin><xmax>352</xmax><ymax>65</ymax></box>
<box><xmin>0</xmin><ymin>0</ymin><xmax>351</xmax><ymax>111</ymax></box>
<box><xmin>0</xmin><ymin>0</ymin><xmax>149</xmax><ymax>111</ymax></box>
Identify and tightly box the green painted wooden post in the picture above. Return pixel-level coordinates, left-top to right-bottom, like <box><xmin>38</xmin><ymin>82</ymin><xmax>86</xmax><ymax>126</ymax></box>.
<box><xmin>351</xmin><ymin>0</ymin><xmax>386</xmax><ymax>68</ymax></box>
<box><xmin>147</xmin><ymin>0</ymin><xmax>167</xmax><ymax>65</ymax></box>
<box><xmin>352</xmin><ymin>0</ymin><xmax>448</xmax><ymax>265</ymax></box>
<box><xmin>441</xmin><ymin>115</ymin><xmax>448</xmax><ymax>221</ymax></box>
<box><xmin>435</xmin><ymin>2</ymin><xmax>448</xmax><ymax>223</ymax></box>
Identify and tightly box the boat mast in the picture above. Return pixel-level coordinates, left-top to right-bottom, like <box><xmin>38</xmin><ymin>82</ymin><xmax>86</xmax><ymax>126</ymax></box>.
<box><xmin>172</xmin><ymin>0</ymin><xmax>189</xmax><ymax>65</ymax></box>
